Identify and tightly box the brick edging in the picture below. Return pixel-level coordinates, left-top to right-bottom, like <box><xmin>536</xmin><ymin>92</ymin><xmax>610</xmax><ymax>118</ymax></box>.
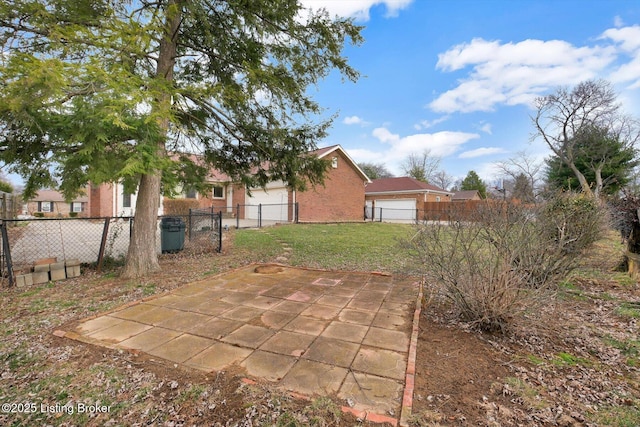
<box><xmin>399</xmin><ymin>279</ymin><xmax>423</xmax><ymax>426</ymax></box>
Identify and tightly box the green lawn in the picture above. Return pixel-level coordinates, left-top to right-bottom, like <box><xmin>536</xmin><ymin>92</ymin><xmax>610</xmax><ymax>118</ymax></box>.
<box><xmin>234</xmin><ymin>222</ymin><xmax>413</xmax><ymax>273</ymax></box>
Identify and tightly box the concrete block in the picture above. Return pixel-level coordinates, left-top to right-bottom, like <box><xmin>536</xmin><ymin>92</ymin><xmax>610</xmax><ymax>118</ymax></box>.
<box><xmin>34</xmin><ymin>257</ymin><xmax>57</xmax><ymax>266</ymax></box>
<box><xmin>32</xmin><ymin>270</ymin><xmax>50</xmax><ymax>284</ymax></box>
<box><xmin>65</xmin><ymin>258</ymin><xmax>80</xmax><ymax>267</ymax></box>
<box><xmin>66</xmin><ymin>265</ymin><xmax>81</xmax><ymax>278</ymax></box>
<box><xmin>15</xmin><ymin>274</ymin><xmax>26</xmax><ymax>287</ymax></box>
<box><xmin>50</xmin><ymin>267</ymin><xmax>66</xmax><ymax>281</ymax></box>
<box><xmin>33</xmin><ymin>264</ymin><xmax>50</xmax><ymax>273</ymax></box>
<box><xmin>20</xmin><ymin>273</ymin><xmax>33</xmax><ymax>287</ymax></box>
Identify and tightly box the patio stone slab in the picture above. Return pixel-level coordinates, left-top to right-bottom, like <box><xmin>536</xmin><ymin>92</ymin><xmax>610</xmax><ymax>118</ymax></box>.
<box><xmin>221</xmin><ymin>325</ymin><xmax>274</xmax><ymax>348</ymax></box>
<box><xmin>352</xmin><ymin>347</ymin><xmax>406</xmax><ymax>380</ymax></box>
<box><xmin>283</xmin><ymin>316</ymin><xmax>328</xmax><ymax>336</ymax></box>
<box><xmin>190</xmin><ymin>317</ymin><xmax>243</xmax><ymax>339</ymax></box>
<box><xmin>363</xmin><ymin>327</ymin><xmax>410</xmax><ymax>352</ymax></box>
<box><xmin>338</xmin><ymin>308</ymin><xmax>375</xmax><ymax>325</ymax></box>
<box><xmin>321</xmin><ymin>321</ymin><xmax>369</xmax><ymax>343</ymax></box>
<box><xmin>271</xmin><ymin>300</ymin><xmax>309</xmax><ymax>314</ymax></box>
<box><xmin>114</xmin><ymin>305</ymin><xmax>183</xmax><ymax>326</ymax></box>
<box><xmin>192</xmin><ymin>299</ymin><xmax>234</xmax><ymax>316</ymax></box>
<box><xmin>147</xmin><ymin>334</ymin><xmax>214</xmax><ymax>363</ymax></box>
<box><xmin>300</xmin><ymin>304</ymin><xmax>341</xmax><ymax>320</ymax></box>
<box><xmin>372</xmin><ymin>312</ymin><xmax>408</xmax><ymax>330</ymax></box>
<box><xmin>339</xmin><ymin>372</ymin><xmax>404</xmax><ymax>413</ymax></box>
<box><xmin>259</xmin><ymin>311</ymin><xmax>297</xmax><ymax>329</ymax></box>
<box><xmin>241</xmin><ymin>350</ymin><xmax>297</xmax><ymax>381</ymax></box>
<box><xmin>302</xmin><ymin>337</ymin><xmax>360</xmax><ymax>368</ymax></box>
<box><xmin>74</xmin><ymin>315</ymin><xmax>123</xmax><ymax>334</ymax></box>
<box><xmin>88</xmin><ymin>320</ymin><xmax>151</xmax><ymax>343</ymax></box>
<box><xmin>155</xmin><ymin>311</ymin><xmax>211</xmax><ymax>332</ymax></box>
<box><xmin>280</xmin><ymin>360</ymin><xmax>348</xmax><ymax>396</ymax></box>
<box><xmin>220</xmin><ymin>306</ymin><xmax>264</xmax><ymax>322</ymax></box>
<box><xmin>185</xmin><ymin>342</ymin><xmax>252</xmax><ymax>372</ymax></box>
<box><xmin>119</xmin><ymin>327</ymin><xmax>181</xmax><ymax>352</ymax></box>
<box><xmin>260</xmin><ymin>331</ymin><xmax>315</xmax><ymax>357</ymax></box>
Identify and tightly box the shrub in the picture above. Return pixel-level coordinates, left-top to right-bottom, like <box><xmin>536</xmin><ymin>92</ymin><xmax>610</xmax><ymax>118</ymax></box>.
<box><xmin>69</xmin><ymin>212</ymin><xmax>78</xmax><ymax>218</ymax></box>
<box><xmin>163</xmin><ymin>198</ymin><xmax>201</xmax><ymax>216</ymax></box>
<box><xmin>33</xmin><ymin>212</ymin><xmax>44</xmax><ymax>218</ymax></box>
<box><xmin>402</xmin><ymin>193</ymin><xmax>606</xmax><ymax>332</ymax></box>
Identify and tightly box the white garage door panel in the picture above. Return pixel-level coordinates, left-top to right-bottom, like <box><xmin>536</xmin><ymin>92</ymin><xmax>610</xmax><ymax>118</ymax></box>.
<box><xmin>375</xmin><ymin>199</ymin><xmax>416</xmax><ymax>220</ymax></box>
<box><xmin>246</xmin><ymin>187</ymin><xmax>289</xmax><ymax>221</ymax></box>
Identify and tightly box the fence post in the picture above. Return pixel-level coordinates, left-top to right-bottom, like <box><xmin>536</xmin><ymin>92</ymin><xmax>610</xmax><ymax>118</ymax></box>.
<box><xmin>188</xmin><ymin>208</ymin><xmax>192</xmax><ymax>241</ymax></box>
<box><xmin>217</xmin><ymin>211</ymin><xmax>222</xmax><ymax>252</ymax></box>
<box><xmin>236</xmin><ymin>204</ymin><xmax>240</xmax><ymax>229</ymax></box>
<box><xmin>258</xmin><ymin>204</ymin><xmax>262</xmax><ymax>228</ymax></box>
<box><xmin>1</xmin><ymin>221</ymin><xmax>14</xmax><ymax>287</ymax></box>
<box><xmin>96</xmin><ymin>217</ymin><xmax>111</xmax><ymax>273</ymax></box>
<box><xmin>295</xmin><ymin>202</ymin><xmax>299</xmax><ymax>223</ymax></box>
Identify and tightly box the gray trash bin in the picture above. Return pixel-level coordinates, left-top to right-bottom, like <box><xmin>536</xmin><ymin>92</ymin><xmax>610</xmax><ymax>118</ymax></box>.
<box><xmin>160</xmin><ymin>217</ymin><xmax>185</xmax><ymax>253</ymax></box>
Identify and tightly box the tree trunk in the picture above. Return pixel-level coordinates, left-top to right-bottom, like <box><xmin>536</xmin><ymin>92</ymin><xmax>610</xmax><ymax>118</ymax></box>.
<box><xmin>121</xmin><ymin>0</ymin><xmax>181</xmax><ymax>279</ymax></box>
<box><xmin>121</xmin><ymin>173</ymin><xmax>162</xmax><ymax>278</ymax></box>
<box><xmin>568</xmin><ymin>161</ymin><xmax>594</xmax><ymax>197</ymax></box>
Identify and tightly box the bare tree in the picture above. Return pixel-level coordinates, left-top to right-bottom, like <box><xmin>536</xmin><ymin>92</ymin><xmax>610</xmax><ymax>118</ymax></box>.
<box><xmin>533</xmin><ymin>79</ymin><xmax>639</xmax><ymax>198</ymax></box>
<box><xmin>431</xmin><ymin>169</ymin><xmax>455</xmax><ymax>190</ymax></box>
<box><xmin>401</xmin><ymin>150</ymin><xmax>441</xmax><ymax>183</ymax></box>
<box><xmin>494</xmin><ymin>150</ymin><xmax>544</xmax><ymax>201</ymax></box>
<box><xmin>358</xmin><ymin>162</ymin><xmax>394</xmax><ymax>180</ymax></box>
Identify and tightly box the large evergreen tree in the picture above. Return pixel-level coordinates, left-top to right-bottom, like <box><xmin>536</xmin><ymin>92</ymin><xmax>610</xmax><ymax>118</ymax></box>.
<box><xmin>0</xmin><ymin>0</ymin><xmax>362</xmax><ymax>277</ymax></box>
<box><xmin>460</xmin><ymin>170</ymin><xmax>487</xmax><ymax>199</ymax></box>
<box><xmin>545</xmin><ymin>125</ymin><xmax>638</xmax><ymax>195</ymax></box>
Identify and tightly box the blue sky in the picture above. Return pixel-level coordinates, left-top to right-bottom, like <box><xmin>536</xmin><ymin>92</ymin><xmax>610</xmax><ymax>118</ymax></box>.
<box><xmin>302</xmin><ymin>0</ymin><xmax>640</xmax><ymax>186</ymax></box>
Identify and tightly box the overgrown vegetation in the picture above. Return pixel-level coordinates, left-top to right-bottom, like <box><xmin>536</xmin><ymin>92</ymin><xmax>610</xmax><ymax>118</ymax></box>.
<box><xmin>403</xmin><ymin>193</ymin><xmax>607</xmax><ymax>332</ymax></box>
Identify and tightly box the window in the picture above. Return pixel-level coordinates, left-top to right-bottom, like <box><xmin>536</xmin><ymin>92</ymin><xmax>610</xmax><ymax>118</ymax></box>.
<box><xmin>70</xmin><ymin>202</ymin><xmax>83</xmax><ymax>212</ymax></box>
<box><xmin>212</xmin><ymin>185</ymin><xmax>224</xmax><ymax>198</ymax></box>
<box><xmin>123</xmin><ymin>193</ymin><xmax>132</xmax><ymax>208</ymax></box>
<box><xmin>436</xmin><ymin>196</ymin><xmax>441</xmax><ymax>202</ymax></box>
<box><xmin>185</xmin><ymin>188</ymin><xmax>197</xmax><ymax>199</ymax></box>
<box><xmin>331</xmin><ymin>157</ymin><xmax>338</xmax><ymax>168</ymax></box>
<box><xmin>38</xmin><ymin>201</ymin><xmax>53</xmax><ymax>212</ymax></box>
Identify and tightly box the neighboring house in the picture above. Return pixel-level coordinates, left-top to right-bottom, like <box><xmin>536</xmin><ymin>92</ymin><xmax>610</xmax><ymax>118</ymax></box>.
<box><xmin>452</xmin><ymin>190</ymin><xmax>482</xmax><ymax>201</ymax></box>
<box><xmin>87</xmin><ymin>145</ymin><xmax>370</xmax><ymax>223</ymax></box>
<box><xmin>365</xmin><ymin>177</ymin><xmax>452</xmax><ymax>221</ymax></box>
<box><xmin>26</xmin><ymin>189</ymin><xmax>89</xmax><ymax>217</ymax></box>
<box><xmin>208</xmin><ymin>145</ymin><xmax>371</xmax><ymax>222</ymax></box>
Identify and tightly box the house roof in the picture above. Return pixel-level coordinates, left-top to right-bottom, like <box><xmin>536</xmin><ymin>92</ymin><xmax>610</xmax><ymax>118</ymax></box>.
<box><xmin>311</xmin><ymin>144</ymin><xmax>371</xmax><ymax>183</ymax></box>
<box><xmin>206</xmin><ymin>145</ymin><xmax>371</xmax><ymax>184</ymax></box>
<box><xmin>452</xmin><ymin>190</ymin><xmax>480</xmax><ymax>200</ymax></box>
<box><xmin>365</xmin><ymin>177</ymin><xmax>451</xmax><ymax>195</ymax></box>
<box><xmin>32</xmin><ymin>189</ymin><xmax>89</xmax><ymax>202</ymax></box>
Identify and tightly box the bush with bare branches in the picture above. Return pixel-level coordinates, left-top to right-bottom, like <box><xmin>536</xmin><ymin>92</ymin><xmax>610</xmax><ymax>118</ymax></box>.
<box><xmin>403</xmin><ymin>193</ymin><xmax>606</xmax><ymax>332</ymax></box>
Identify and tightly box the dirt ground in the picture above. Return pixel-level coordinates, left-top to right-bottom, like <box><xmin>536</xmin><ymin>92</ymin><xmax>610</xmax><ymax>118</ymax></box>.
<box><xmin>1</xmin><ymin>231</ymin><xmax>639</xmax><ymax>426</ymax></box>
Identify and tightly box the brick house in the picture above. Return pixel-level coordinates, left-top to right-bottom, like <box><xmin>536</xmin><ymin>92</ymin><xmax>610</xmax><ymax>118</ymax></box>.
<box><xmin>365</xmin><ymin>177</ymin><xmax>452</xmax><ymax>221</ymax></box>
<box><xmin>205</xmin><ymin>145</ymin><xmax>370</xmax><ymax>222</ymax></box>
<box><xmin>26</xmin><ymin>189</ymin><xmax>89</xmax><ymax>217</ymax></box>
<box><xmin>452</xmin><ymin>190</ymin><xmax>482</xmax><ymax>201</ymax></box>
<box><xmin>87</xmin><ymin>145</ymin><xmax>370</xmax><ymax>222</ymax></box>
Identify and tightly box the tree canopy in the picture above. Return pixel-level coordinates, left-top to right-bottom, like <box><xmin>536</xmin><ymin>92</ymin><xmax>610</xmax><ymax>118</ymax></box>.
<box><xmin>358</xmin><ymin>162</ymin><xmax>393</xmax><ymax>180</ymax></box>
<box><xmin>0</xmin><ymin>0</ymin><xmax>362</xmax><ymax>277</ymax></box>
<box><xmin>545</xmin><ymin>125</ymin><xmax>638</xmax><ymax>195</ymax></box>
<box><xmin>460</xmin><ymin>170</ymin><xmax>487</xmax><ymax>199</ymax></box>
<box><xmin>533</xmin><ymin>79</ymin><xmax>639</xmax><ymax>198</ymax></box>
<box><xmin>400</xmin><ymin>150</ymin><xmax>441</xmax><ymax>183</ymax></box>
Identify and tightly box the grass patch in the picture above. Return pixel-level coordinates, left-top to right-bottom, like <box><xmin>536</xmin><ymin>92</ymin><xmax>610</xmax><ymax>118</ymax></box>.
<box><xmin>552</xmin><ymin>352</ymin><xmax>592</xmax><ymax>367</ymax></box>
<box><xmin>616</xmin><ymin>302</ymin><xmax>640</xmax><ymax>319</ymax></box>
<box><xmin>601</xmin><ymin>335</ymin><xmax>640</xmax><ymax>366</ymax></box>
<box><xmin>592</xmin><ymin>404</ymin><xmax>640</xmax><ymax>427</ymax></box>
<box><xmin>245</xmin><ymin>223</ymin><xmax>411</xmax><ymax>272</ymax></box>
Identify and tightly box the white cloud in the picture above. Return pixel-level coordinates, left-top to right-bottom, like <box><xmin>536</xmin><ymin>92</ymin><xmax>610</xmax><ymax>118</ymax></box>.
<box><xmin>478</xmin><ymin>122</ymin><xmax>492</xmax><ymax>135</ymax></box>
<box><xmin>458</xmin><ymin>147</ymin><xmax>506</xmax><ymax>159</ymax></box>
<box><xmin>300</xmin><ymin>0</ymin><xmax>412</xmax><ymax>21</ymax></box>
<box><xmin>600</xmin><ymin>25</ymin><xmax>640</xmax><ymax>89</ymax></box>
<box><xmin>343</xmin><ymin>115</ymin><xmax>369</xmax><ymax>126</ymax></box>
<box><xmin>414</xmin><ymin>115</ymin><xmax>450</xmax><ymax>130</ymax></box>
<box><xmin>372</xmin><ymin>127</ymin><xmax>479</xmax><ymax>158</ymax></box>
<box><xmin>429</xmin><ymin>36</ymin><xmax>619</xmax><ymax>113</ymax></box>
<box><xmin>614</xmin><ymin>16</ymin><xmax>625</xmax><ymax>28</ymax></box>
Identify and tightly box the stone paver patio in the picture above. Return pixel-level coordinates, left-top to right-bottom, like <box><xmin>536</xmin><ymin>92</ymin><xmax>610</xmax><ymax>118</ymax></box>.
<box><xmin>60</xmin><ymin>264</ymin><xmax>420</xmax><ymax>421</ymax></box>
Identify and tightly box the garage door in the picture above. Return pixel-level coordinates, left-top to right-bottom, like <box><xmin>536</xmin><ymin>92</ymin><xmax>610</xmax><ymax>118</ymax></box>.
<box><xmin>374</xmin><ymin>199</ymin><xmax>417</xmax><ymax>221</ymax></box>
<box><xmin>245</xmin><ymin>186</ymin><xmax>289</xmax><ymax>221</ymax></box>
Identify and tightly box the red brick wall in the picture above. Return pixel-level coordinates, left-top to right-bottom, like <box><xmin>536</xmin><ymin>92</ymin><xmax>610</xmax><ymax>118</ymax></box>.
<box><xmin>296</xmin><ymin>150</ymin><xmax>365</xmax><ymax>222</ymax></box>
<box><xmin>89</xmin><ymin>183</ymin><xmax>114</xmax><ymax>217</ymax></box>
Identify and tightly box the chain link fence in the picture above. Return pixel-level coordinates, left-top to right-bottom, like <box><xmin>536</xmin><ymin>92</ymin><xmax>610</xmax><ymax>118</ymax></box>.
<box><xmin>1</xmin><ymin>211</ymin><xmax>222</xmax><ymax>287</ymax></box>
<box><xmin>232</xmin><ymin>203</ymin><xmax>298</xmax><ymax>228</ymax></box>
